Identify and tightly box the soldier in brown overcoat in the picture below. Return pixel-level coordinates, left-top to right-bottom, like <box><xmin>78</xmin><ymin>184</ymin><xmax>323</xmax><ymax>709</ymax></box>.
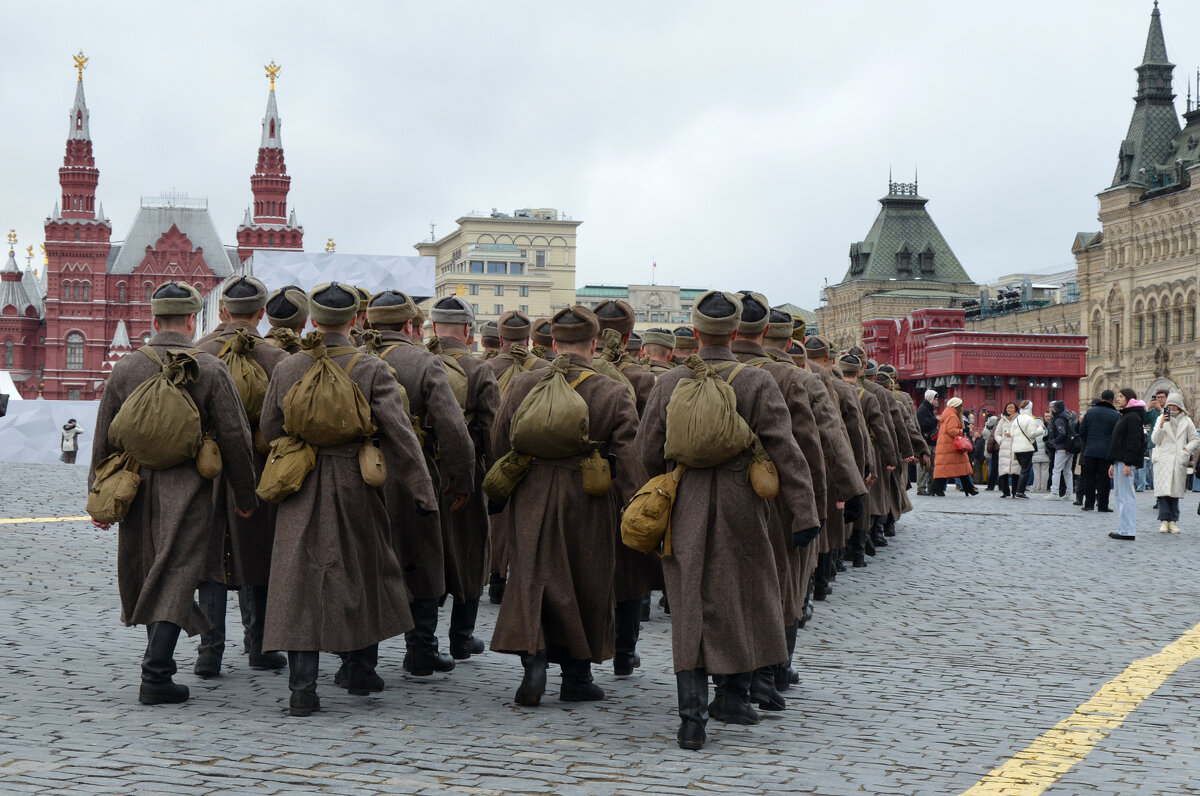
<box><xmin>364</xmin><ymin>290</ymin><xmax>475</xmax><ymax>678</ymax></box>
<box><xmin>194</xmin><ymin>276</ymin><xmax>289</xmax><ymax>679</ymax></box>
<box><xmin>261</xmin><ymin>282</ymin><xmax>437</xmax><ymax>716</ymax></box>
<box><xmin>428</xmin><ymin>296</ymin><xmax>500</xmax><ymax>659</ymax></box>
<box><xmin>530</xmin><ymin>317</ymin><xmax>554</xmax><ymax>360</ymax></box>
<box><xmin>640</xmin><ymin>328</ymin><xmax>676</xmax><ymax>374</ymax></box>
<box><xmin>671</xmin><ymin>325</ymin><xmax>698</xmax><ymax>364</ymax></box>
<box><xmin>636</xmin><ymin>291</ymin><xmax>821</xmax><ymax>751</ymax></box>
<box><xmin>482</xmin><ymin>311</ymin><xmax>550</xmax><ymax>603</ymax></box>
<box><xmin>490</xmin><ymin>305</ymin><xmax>643</xmax><ymax>706</ymax></box>
<box><xmin>592</xmin><ymin>299</ymin><xmax>659</xmax><ymax>676</ymax></box>
<box><xmin>90</xmin><ymin>281</ymin><xmax>258</xmax><ymax>706</ymax></box>
<box><xmin>263</xmin><ymin>285</ymin><xmax>309</xmax><ymax>354</ymax></box>
<box><xmin>838</xmin><ymin>353</ymin><xmax>899</xmax><ymax>564</ymax></box>
<box><xmin>877</xmin><ymin>363</ymin><xmax>929</xmax><ymax>534</ymax></box>
<box><xmin>860</xmin><ymin>358</ymin><xmax>909</xmax><ymax>549</ymax></box>
<box><xmin>478</xmin><ymin>320</ymin><xmax>501</xmax><ymax>359</ymax></box>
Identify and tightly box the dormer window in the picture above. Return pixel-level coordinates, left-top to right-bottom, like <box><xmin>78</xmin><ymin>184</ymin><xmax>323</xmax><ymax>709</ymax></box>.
<box><xmin>919</xmin><ymin>244</ymin><xmax>935</xmax><ymax>273</ymax></box>
<box><xmin>896</xmin><ymin>243</ymin><xmax>912</xmax><ymax>273</ymax></box>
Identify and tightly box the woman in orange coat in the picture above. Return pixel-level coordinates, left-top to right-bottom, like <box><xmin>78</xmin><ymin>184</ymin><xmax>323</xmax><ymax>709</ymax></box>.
<box><xmin>932</xmin><ymin>397</ymin><xmax>978</xmax><ymax>497</ymax></box>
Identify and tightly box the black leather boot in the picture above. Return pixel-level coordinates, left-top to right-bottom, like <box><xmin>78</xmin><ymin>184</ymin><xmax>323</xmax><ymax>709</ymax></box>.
<box><xmin>870</xmin><ymin>516</ymin><xmax>888</xmax><ymax>548</ymax></box>
<box><xmin>751</xmin><ymin>666</ymin><xmax>786</xmax><ymax>711</ymax></box>
<box><xmin>194</xmin><ymin>581</ymin><xmax>226</xmax><ymax>678</ymax></box>
<box><xmin>849</xmin><ymin>530</ymin><xmax>868</xmax><ymax>567</ymax></box>
<box><xmin>659</xmin><ymin>592</ymin><xmax>671</xmax><ymax>615</ymax></box>
<box><xmin>241</xmin><ymin>585</ymin><xmax>286</xmax><ymax>670</ymax></box>
<box><xmin>333</xmin><ymin>652</ymin><xmax>349</xmax><ymax>686</ymax></box>
<box><xmin>883</xmin><ymin>517</ymin><xmax>896</xmax><ymax>538</ymax></box>
<box><xmin>560</xmin><ymin>658</ymin><xmax>605</xmax><ymax>702</ymax></box>
<box><xmin>799</xmin><ymin>576</ymin><xmax>816</xmax><ymax>629</ymax></box>
<box><xmin>613</xmin><ymin>599</ymin><xmax>642</xmax><ymax>676</ymax></box>
<box><xmin>776</xmin><ymin>620</ymin><xmax>799</xmax><ymax>690</ymax></box>
<box><xmin>287</xmin><ymin>651</ymin><xmax>320</xmax><ymax>717</ymax></box>
<box><xmin>833</xmin><ymin>548</ymin><xmax>846</xmax><ymax>573</ymax></box>
<box><xmin>676</xmin><ymin>668</ymin><xmax>708</xmax><ymax>750</ymax></box>
<box><xmin>345</xmin><ymin>644</ymin><xmax>383</xmax><ymax>695</ymax></box>
<box><xmin>140</xmin><ymin>622</ymin><xmax>189</xmax><ymax>705</ymax></box>
<box><xmin>448</xmin><ymin>599</ymin><xmax>486</xmax><ymax>660</ymax></box>
<box><xmin>708</xmin><ymin>671</ymin><xmax>759</xmax><ymax>725</ymax></box>
<box><xmin>403</xmin><ymin>598</ymin><xmax>455</xmax><ymax>676</ymax></box>
<box><xmin>487</xmin><ymin>573</ymin><xmax>506</xmax><ymax>605</ymax></box>
<box><xmin>640</xmin><ymin>593</ymin><xmax>651</xmax><ymax>622</ymax></box>
<box><xmin>515</xmin><ymin>650</ymin><xmax>547</xmax><ymax>706</ymax></box>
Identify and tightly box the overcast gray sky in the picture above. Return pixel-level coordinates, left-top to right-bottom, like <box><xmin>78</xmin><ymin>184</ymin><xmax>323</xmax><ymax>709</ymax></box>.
<box><xmin>2</xmin><ymin>1</ymin><xmax>1193</xmax><ymax>309</ymax></box>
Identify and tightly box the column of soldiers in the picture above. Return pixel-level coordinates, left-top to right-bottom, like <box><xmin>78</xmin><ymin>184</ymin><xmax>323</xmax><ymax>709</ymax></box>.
<box><xmin>89</xmin><ymin>278</ymin><xmax>926</xmax><ymax>750</ymax></box>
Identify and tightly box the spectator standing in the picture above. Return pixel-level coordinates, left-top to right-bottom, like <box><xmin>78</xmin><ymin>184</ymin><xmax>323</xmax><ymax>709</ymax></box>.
<box><xmin>915</xmin><ymin>390</ymin><xmax>939</xmax><ymax>496</ymax></box>
<box><xmin>1046</xmin><ymin>401</ymin><xmax>1075</xmax><ymax>500</ymax></box>
<box><xmin>1150</xmin><ymin>392</ymin><xmax>1199</xmax><ymax>534</ymax></box>
<box><xmin>994</xmin><ymin>402</ymin><xmax>1019</xmax><ymax>497</ymax></box>
<box><xmin>60</xmin><ymin>419</ymin><xmax>83</xmax><ymax>464</ymax></box>
<box><xmin>971</xmin><ymin>429</ymin><xmax>986</xmax><ymax>485</ymax></box>
<box><xmin>932</xmin><ymin>397</ymin><xmax>978</xmax><ymax>496</ymax></box>
<box><xmin>1078</xmin><ymin>390</ymin><xmax>1120</xmax><ymax>512</ymax></box>
<box><xmin>1144</xmin><ymin>390</ymin><xmax>1167</xmax><ymax>497</ymax></box>
<box><xmin>1107</xmin><ymin>388</ymin><xmax>1146</xmax><ymax>541</ymax></box>
<box><xmin>1031</xmin><ymin>411</ymin><xmax>1053</xmax><ymax>492</ymax></box>
<box><xmin>1007</xmin><ymin>400</ymin><xmax>1044</xmax><ymax>499</ymax></box>
<box><xmin>983</xmin><ymin>415</ymin><xmax>1000</xmax><ymax>491</ymax></box>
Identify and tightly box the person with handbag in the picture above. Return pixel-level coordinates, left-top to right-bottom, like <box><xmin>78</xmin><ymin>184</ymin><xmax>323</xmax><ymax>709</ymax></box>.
<box><xmin>932</xmin><ymin>397</ymin><xmax>977</xmax><ymax>496</ymax></box>
<box><xmin>1008</xmin><ymin>400</ymin><xmax>1044</xmax><ymax>499</ymax></box>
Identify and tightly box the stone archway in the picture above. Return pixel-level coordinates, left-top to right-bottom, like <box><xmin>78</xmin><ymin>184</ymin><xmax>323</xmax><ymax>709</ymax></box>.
<box><xmin>1146</xmin><ymin>376</ymin><xmax>1180</xmax><ymax>401</ymax></box>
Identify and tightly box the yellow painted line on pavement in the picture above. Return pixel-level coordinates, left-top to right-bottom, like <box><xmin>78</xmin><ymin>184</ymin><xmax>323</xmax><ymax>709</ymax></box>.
<box><xmin>962</xmin><ymin>619</ymin><xmax>1200</xmax><ymax>795</ymax></box>
<box><xmin>0</xmin><ymin>516</ymin><xmax>91</xmax><ymax>525</ymax></box>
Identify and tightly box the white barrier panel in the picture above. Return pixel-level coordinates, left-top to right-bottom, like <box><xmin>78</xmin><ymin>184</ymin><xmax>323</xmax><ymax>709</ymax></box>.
<box><xmin>0</xmin><ymin>400</ymin><xmax>99</xmax><ymax>466</ymax></box>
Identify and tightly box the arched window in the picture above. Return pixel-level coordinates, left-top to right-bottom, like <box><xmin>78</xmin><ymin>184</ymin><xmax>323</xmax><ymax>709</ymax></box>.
<box><xmin>66</xmin><ymin>333</ymin><xmax>84</xmax><ymax>371</ymax></box>
<box><xmin>76</xmin><ymin>110</ymin><xmax>83</xmax><ymax>130</ymax></box>
<box><xmin>268</xmin><ymin>233</ymin><xmax>274</xmax><ymax>246</ymax></box>
<box><xmin>269</xmin><ymin>119</ymin><xmax>275</xmax><ymax>138</ymax></box>
<box><xmin>145</xmin><ymin>283</ymin><xmax>154</xmax><ymax>303</ymax></box>
<box><xmin>81</xmin><ymin>282</ymin><xmax>90</xmax><ymax>302</ymax></box>
<box><xmin>3</xmin><ymin>340</ymin><xmax>12</xmax><ymax>368</ymax></box>
<box><xmin>118</xmin><ymin>283</ymin><xmax>127</xmax><ymax>303</ymax></box>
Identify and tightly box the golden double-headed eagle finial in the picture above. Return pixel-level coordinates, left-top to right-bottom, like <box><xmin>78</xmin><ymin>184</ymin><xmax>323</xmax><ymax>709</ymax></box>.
<box><xmin>325</xmin><ymin>238</ymin><xmax>336</xmax><ymax>253</ymax></box>
<box><xmin>7</xmin><ymin>230</ymin><xmax>16</xmax><ymax>250</ymax></box>
<box><xmin>73</xmin><ymin>51</ymin><xmax>88</xmax><ymax>82</ymax></box>
<box><xmin>265</xmin><ymin>60</ymin><xmax>281</xmax><ymax>91</ymax></box>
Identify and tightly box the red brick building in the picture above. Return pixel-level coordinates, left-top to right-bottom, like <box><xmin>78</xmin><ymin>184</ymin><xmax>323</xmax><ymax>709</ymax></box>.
<box><xmin>1</xmin><ymin>63</ymin><xmax>303</xmax><ymax>400</ymax></box>
<box><xmin>862</xmin><ymin>307</ymin><xmax>1089</xmax><ymax>416</ymax></box>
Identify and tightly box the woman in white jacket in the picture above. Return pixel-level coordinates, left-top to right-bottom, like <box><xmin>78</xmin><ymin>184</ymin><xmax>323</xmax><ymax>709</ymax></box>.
<box><xmin>1150</xmin><ymin>391</ymin><xmax>1200</xmax><ymax>533</ymax></box>
<box><xmin>1009</xmin><ymin>401</ymin><xmax>1045</xmax><ymax>499</ymax></box>
<box><xmin>995</xmin><ymin>402</ymin><xmax>1020</xmax><ymax>497</ymax></box>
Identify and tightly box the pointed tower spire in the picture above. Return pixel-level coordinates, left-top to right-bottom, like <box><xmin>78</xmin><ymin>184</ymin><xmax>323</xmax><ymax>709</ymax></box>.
<box><xmin>1110</xmin><ymin>2</ymin><xmax>1180</xmax><ymax>188</ymax></box>
<box><xmin>237</xmin><ymin>61</ymin><xmax>303</xmax><ymax>262</ymax></box>
<box><xmin>59</xmin><ymin>52</ymin><xmax>103</xmax><ymax>220</ymax></box>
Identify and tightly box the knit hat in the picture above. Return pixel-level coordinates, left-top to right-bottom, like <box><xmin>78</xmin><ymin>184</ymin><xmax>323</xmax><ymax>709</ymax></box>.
<box><xmin>220</xmin><ymin>275</ymin><xmax>269</xmax><ymax>315</ymax></box>
<box><xmin>531</xmin><ymin>318</ymin><xmax>553</xmax><ymax>347</ymax></box>
<box><xmin>550</xmin><ymin>305</ymin><xmax>600</xmax><ymax>342</ymax></box>
<box><xmin>430</xmin><ymin>295</ymin><xmax>475</xmax><ymax>325</ymax></box>
<box><xmin>947</xmin><ymin>397</ymin><xmax>963</xmax><ymax>409</ymax></box>
<box><xmin>498</xmin><ymin>310</ymin><xmax>532</xmax><ymax>341</ymax></box>
<box><xmin>366</xmin><ymin>290</ymin><xmax>420</xmax><ymax>325</ymax></box>
<box><xmin>594</xmin><ymin>299</ymin><xmax>635</xmax><ymax>336</ymax></box>
<box><xmin>266</xmin><ymin>285</ymin><xmax>308</xmax><ymax>328</ymax></box>
<box><xmin>803</xmin><ymin>336</ymin><xmax>831</xmax><ymax>359</ymax></box>
<box><xmin>691</xmin><ymin>291</ymin><xmax>743</xmax><ymax>336</ymax></box>
<box><xmin>736</xmin><ymin>291</ymin><xmax>770</xmax><ymax>336</ymax></box>
<box><xmin>924</xmin><ymin>389</ymin><xmax>938</xmax><ymax>403</ymax></box>
<box><xmin>308</xmin><ymin>282</ymin><xmax>360</xmax><ymax>326</ymax></box>
<box><xmin>673</xmin><ymin>326</ymin><xmax>698</xmax><ymax>352</ymax></box>
<box><xmin>764</xmin><ymin>307</ymin><xmax>794</xmax><ymax>340</ymax></box>
<box><xmin>625</xmin><ymin>331</ymin><xmax>643</xmax><ymax>354</ymax></box>
<box><xmin>149</xmin><ymin>281</ymin><xmax>203</xmax><ymax>316</ymax></box>
<box><xmin>643</xmin><ymin>328</ymin><xmax>675</xmax><ymax>349</ymax></box>
<box><xmin>837</xmin><ymin>353</ymin><xmax>862</xmax><ymax>374</ymax></box>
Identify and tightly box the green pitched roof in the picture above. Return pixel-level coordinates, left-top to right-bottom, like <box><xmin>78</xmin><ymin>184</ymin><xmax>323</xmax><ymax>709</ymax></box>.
<box><xmin>1111</xmin><ymin>3</ymin><xmax>1180</xmax><ymax>188</ymax></box>
<box><xmin>839</xmin><ymin>182</ymin><xmax>973</xmax><ymax>285</ymax></box>
<box><xmin>575</xmin><ymin>285</ymin><xmax>628</xmax><ymax>298</ymax></box>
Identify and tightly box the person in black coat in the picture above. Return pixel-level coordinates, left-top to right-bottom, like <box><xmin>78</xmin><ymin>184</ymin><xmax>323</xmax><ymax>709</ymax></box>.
<box><xmin>916</xmin><ymin>390</ymin><xmax>940</xmax><ymax>496</ymax></box>
<box><xmin>1107</xmin><ymin>388</ymin><xmax>1147</xmax><ymax>540</ymax></box>
<box><xmin>1079</xmin><ymin>390</ymin><xmax>1120</xmax><ymax>512</ymax></box>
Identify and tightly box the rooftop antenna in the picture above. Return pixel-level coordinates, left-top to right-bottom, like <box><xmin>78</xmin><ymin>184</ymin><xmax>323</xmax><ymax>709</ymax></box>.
<box><xmin>1189</xmin><ymin>75</ymin><xmax>1193</xmax><ymax>112</ymax></box>
<box><xmin>914</xmin><ymin>165</ymin><xmax>919</xmax><ymax>193</ymax></box>
<box><xmin>429</xmin><ymin>220</ymin><xmax>436</xmax><ymax>241</ymax></box>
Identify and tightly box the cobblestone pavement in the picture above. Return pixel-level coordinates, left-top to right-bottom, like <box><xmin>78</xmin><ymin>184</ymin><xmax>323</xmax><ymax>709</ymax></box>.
<box><xmin>4</xmin><ymin>462</ymin><xmax>1200</xmax><ymax>794</ymax></box>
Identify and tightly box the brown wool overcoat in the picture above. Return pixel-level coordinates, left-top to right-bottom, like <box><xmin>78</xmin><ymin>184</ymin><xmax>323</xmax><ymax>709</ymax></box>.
<box><xmin>861</xmin><ymin>378</ymin><xmax>908</xmax><ymax>518</ymax></box>
<box><xmin>372</xmin><ymin>330</ymin><xmax>475</xmax><ymax>601</ymax></box>
<box><xmin>849</xmin><ymin>380</ymin><xmax>896</xmax><ymax>518</ymax></box>
<box><xmin>637</xmin><ymin>347</ymin><xmax>820</xmax><ymax>674</ymax></box>
<box><xmin>807</xmin><ymin>361</ymin><xmax>871</xmax><ymax>548</ymax></box>
<box><xmin>489</xmin><ymin>354</ymin><xmax>643</xmax><ymax>663</ymax></box>
<box><xmin>438</xmin><ymin>337</ymin><xmax>500</xmax><ymax>603</ymax></box>
<box><xmin>260</xmin><ymin>334</ymin><xmax>437</xmax><ymax>652</ymax></box>
<box><xmin>933</xmin><ymin>407</ymin><xmax>972</xmax><ymax>479</ymax></box>
<box><xmin>91</xmin><ymin>330</ymin><xmax>258</xmax><ymax>636</ymax></box>
<box><xmin>197</xmin><ymin>322</ymin><xmax>289</xmax><ymax>587</ymax></box>
<box><xmin>484</xmin><ymin>347</ymin><xmax>550</xmax><ymax>579</ymax></box>
<box><xmin>732</xmin><ymin>341</ymin><xmax>824</xmax><ymax>624</ymax></box>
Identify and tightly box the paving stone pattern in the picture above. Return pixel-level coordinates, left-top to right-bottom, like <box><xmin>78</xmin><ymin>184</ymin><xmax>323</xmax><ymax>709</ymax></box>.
<box><xmin>3</xmin><ymin>463</ymin><xmax>1200</xmax><ymax>794</ymax></box>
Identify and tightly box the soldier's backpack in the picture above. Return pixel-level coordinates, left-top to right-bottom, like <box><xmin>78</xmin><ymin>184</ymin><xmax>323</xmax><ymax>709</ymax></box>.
<box><xmin>508</xmin><ymin>355</ymin><xmax>596</xmax><ymax>459</ymax></box>
<box><xmin>663</xmin><ymin>355</ymin><xmax>756</xmax><ymax>468</ymax></box>
<box><xmin>594</xmin><ymin>328</ymin><xmax>637</xmax><ymax>401</ymax></box>
<box><xmin>496</xmin><ymin>345</ymin><xmax>538</xmax><ymax>397</ymax></box>
<box><xmin>108</xmin><ymin>346</ymin><xmax>205</xmax><ymax>470</ymax></box>
<box><xmin>265</xmin><ymin>326</ymin><xmax>301</xmax><ymax>352</ymax></box>
<box><xmin>217</xmin><ymin>328</ymin><xmax>269</xmax><ymax>425</ymax></box>
<box><xmin>425</xmin><ymin>336</ymin><xmax>470</xmax><ymax>413</ymax></box>
<box><xmin>621</xmin><ymin>465</ymin><xmax>686</xmax><ymax>556</ymax></box>
<box><xmin>86</xmin><ymin>450</ymin><xmax>142</xmax><ymax>525</ymax></box>
<box><xmin>282</xmin><ymin>333</ymin><xmax>376</xmax><ymax>447</ymax></box>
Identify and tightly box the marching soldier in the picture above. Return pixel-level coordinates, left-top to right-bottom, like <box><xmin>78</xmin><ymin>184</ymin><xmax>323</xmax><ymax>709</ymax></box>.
<box><xmin>860</xmin><ymin>357</ymin><xmax>909</xmax><ymax>548</ymax></box>
<box><xmin>837</xmin><ymin>353</ymin><xmax>898</xmax><ymax>564</ymax></box>
<box><xmin>263</xmin><ymin>285</ymin><xmax>309</xmax><ymax>353</ymax></box>
<box><xmin>671</xmin><ymin>326</ymin><xmax>698</xmax><ymax>364</ymax></box>
<box><xmin>593</xmin><ymin>299</ymin><xmax>656</xmax><ymax>415</ymax></box>
<box><xmin>877</xmin><ymin>363</ymin><xmax>928</xmax><ymax>534</ymax></box>
<box><xmin>490</xmin><ymin>305</ymin><xmax>643</xmax><ymax>706</ymax></box>
<box><xmin>349</xmin><ymin>286</ymin><xmax>371</xmax><ymax>346</ymax></box>
<box><xmin>479</xmin><ymin>321</ymin><xmax>501</xmax><ymax>359</ymax></box>
<box><xmin>428</xmin><ymin>296</ymin><xmax>500</xmax><ymax>659</ymax></box>
<box><xmin>530</xmin><ymin>317</ymin><xmax>553</xmax><ymax>360</ymax></box>
<box><xmin>637</xmin><ymin>290</ymin><xmax>820</xmax><ymax>751</ymax></box>
<box><xmin>625</xmin><ymin>330</ymin><xmax>642</xmax><ymax>359</ymax></box>
<box><xmin>90</xmin><ymin>281</ymin><xmax>257</xmax><ymax>705</ymax></box>
<box><xmin>194</xmin><ymin>276</ymin><xmax>289</xmax><ymax>678</ymax></box>
<box><xmin>364</xmin><ymin>290</ymin><xmax>475</xmax><ymax>677</ymax></box>
<box><xmin>261</xmin><ymin>282</ymin><xmax>436</xmax><ymax>716</ymax></box>
<box><xmin>640</xmin><ymin>328</ymin><xmax>676</xmax><ymax>373</ymax></box>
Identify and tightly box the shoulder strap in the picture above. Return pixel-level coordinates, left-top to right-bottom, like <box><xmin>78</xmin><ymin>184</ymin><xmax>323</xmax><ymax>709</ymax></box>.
<box><xmin>448</xmin><ymin>351</ymin><xmax>468</xmax><ymax>361</ymax></box>
<box><xmin>343</xmin><ymin>352</ymin><xmax>364</xmax><ymax>376</ymax></box>
<box><xmin>217</xmin><ymin>335</ymin><xmax>236</xmax><ymax>358</ymax></box>
<box><xmin>569</xmin><ymin>371</ymin><xmax>597</xmax><ymax>389</ymax></box>
<box><xmin>139</xmin><ymin>345</ymin><xmax>164</xmax><ymax>368</ymax></box>
<box><xmin>615</xmin><ymin>360</ymin><xmax>633</xmax><ymax>372</ymax></box>
<box><xmin>724</xmin><ymin>362</ymin><xmax>750</xmax><ymax>385</ymax></box>
<box><xmin>857</xmin><ymin>386</ymin><xmax>867</xmax><ymax>400</ymax></box>
<box><xmin>379</xmin><ymin>344</ymin><xmax>402</xmax><ymax>359</ymax></box>
<box><xmin>522</xmin><ymin>356</ymin><xmax>538</xmax><ymax>372</ymax></box>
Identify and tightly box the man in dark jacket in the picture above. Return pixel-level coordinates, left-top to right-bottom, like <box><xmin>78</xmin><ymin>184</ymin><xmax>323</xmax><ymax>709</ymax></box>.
<box><xmin>915</xmin><ymin>390</ymin><xmax>939</xmax><ymax>496</ymax></box>
<box><xmin>1047</xmin><ymin>401</ymin><xmax>1074</xmax><ymax>500</ymax></box>
<box><xmin>1078</xmin><ymin>390</ymin><xmax>1119</xmax><ymax>512</ymax></box>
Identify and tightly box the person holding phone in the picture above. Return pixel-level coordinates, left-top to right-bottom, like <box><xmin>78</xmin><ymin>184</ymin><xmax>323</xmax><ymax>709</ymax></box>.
<box><xmin>1150</xmin><ymin>392</ymin><xmax>1200</xmax><ymax>534</ymax></box>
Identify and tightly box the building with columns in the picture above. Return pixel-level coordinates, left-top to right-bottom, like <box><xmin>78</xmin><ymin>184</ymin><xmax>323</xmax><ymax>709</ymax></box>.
<box><xmin>0</xmin><ymin>57</ymin><xmax>304</xmax><ymax>400</ymax></box>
